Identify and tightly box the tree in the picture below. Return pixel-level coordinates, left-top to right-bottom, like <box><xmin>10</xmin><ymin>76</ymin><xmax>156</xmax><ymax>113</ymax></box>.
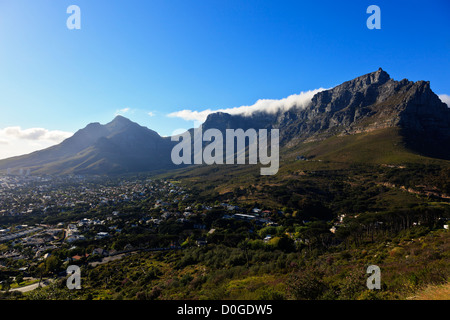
<box><xmin>36</xmin><ymin>262</ymin><xmax>45</xmax><ymax>286</ymax></box>
<box><xmin>45</xmin><ymin>256</ymin><xmax>61</xmax><ymax>275</ymax></box>
<box><xmin>295</xmin><ymin>197</ymin><xmax>333</xmax><ymax>221</ymax></box>
<box><xmin>15</xmin><ymin>273</ymin><xmax>24</xmax><ymax>285</ymax></box>
<box><xmin>298</xmin><ymin>221</ymin><xmax>333</xmax><ymax>251</ymax></box>
<box><xmin>277</xmin><ymin>236</ymin><xmax>295</xmax><ymax>252</ymax></box>
<box><xmin>1</xmin><ymin>277</ymin><xmax>11</xmax><ymax>292</ymax></box>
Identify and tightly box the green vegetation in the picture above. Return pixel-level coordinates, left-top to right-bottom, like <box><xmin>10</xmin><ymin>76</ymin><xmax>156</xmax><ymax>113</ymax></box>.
<box><xmin>10</xmin><ymin>229</ymin><xmax>448</xmax><ymax>300</ymax></box>
<box><xmin>1</xmin><ymin>127</ymin><xmax>449</xmax><ymax>300</ymax></box>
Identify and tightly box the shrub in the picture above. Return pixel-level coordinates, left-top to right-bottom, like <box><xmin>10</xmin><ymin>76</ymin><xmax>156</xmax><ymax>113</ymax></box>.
<box><xmin>288</xmin><ymin>269</ymin><xmax>327</xmax><ymax>300</ymax></box>
<box><xmin>148</xmin><ymin>286</ymin><xmax>162</xmax><ymax>300</ymax></box>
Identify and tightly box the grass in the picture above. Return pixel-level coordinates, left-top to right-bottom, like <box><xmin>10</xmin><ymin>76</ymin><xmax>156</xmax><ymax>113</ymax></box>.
<box><xmin>224</xmin><ymin>275</ymin><xmax>287</xmax><ymax>299</ymax></box>
<box><xmin>292</xmin><ymin>127</ymin><xmax>432</xmax><ymax>164</ymax></box>
<box><xmin>158</xmin><ymin>127</ymin><xmax>450</xmax><ymax>204</ymax></box>
<box><xmin>9</xmin><ymin>278</ymin><xmax>40</xmax><ymax>289</ymax></box>
<box><xmin>408</xmin><ymin>282</ymin><xmax>450</xmax><ymax>300</ymax></box>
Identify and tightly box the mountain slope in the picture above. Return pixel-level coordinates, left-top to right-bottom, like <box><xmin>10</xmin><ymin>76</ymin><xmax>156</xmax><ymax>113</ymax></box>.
<box><xmin>0</xmin><ymin>116</ymin><xmax>176</xmax><ymax>175</ymax></box>
<box><xmin>1</xmin><ymin>68</ymin><xmax>449</xmax><ymax>175</ymax></box>
<box><xmin>199</xmin><ymin>68</ymin><xmax>450</xmax><ymax>158</ymax></box>
<box><xmin>285</xmin><ymin>68</ymin><xmax>450</xmax><ymax>159</ymax></box>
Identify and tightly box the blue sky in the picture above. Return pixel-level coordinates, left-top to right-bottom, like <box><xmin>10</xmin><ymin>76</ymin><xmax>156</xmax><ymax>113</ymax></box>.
<box><xmin>0</xmin><ymin>0</ymin><xmax>449</xmax><ymax>158</ymax></box>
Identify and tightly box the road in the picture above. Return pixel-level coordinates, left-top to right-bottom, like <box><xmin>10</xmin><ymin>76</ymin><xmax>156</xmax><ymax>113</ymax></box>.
<box><xmin>88</xmin><ymin>252</ymin><xmax>135</xmax><ymax>267</ymax></box>
<box><xmin>6</xmin><ymin>279</ymin><xmax>52</xmax><ymax>293</ymax></box>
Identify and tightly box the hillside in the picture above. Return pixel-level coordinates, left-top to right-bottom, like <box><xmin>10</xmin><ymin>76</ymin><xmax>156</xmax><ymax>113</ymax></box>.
<box><xmin>0</xmin><ymin>116</ymin><xmax>177</xmax><ymax>175</ymax></box>
<box><xmin>0</xmin><ymin>68</ymin><xmax>449</xmax><ymax>175</ymax></box>
<box><xmin>159</xmin><ymin>124</ymin><xmax>450</xmax><ymax>210</ymax></box>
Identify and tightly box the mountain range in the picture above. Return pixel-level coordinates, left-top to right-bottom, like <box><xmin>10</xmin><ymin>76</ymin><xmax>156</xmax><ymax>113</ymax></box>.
<box><xmin>0</xmin><ymin>115</ymin><xmax>176</xmax><ymax>174</ymax></box>
<box><xmin>1</xmin><ymin>68</ymin><xmax>449</xmax><ymax>175</ymax></box>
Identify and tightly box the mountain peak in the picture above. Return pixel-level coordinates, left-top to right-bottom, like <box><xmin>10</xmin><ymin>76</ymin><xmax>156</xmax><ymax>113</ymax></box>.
<box><xmin>344</xmin><ymin>68</ymin><xmax>391</xmax><ymax>89</ymax></box>
<box><xmin>111</xmin><ymin>115</ymin><xmax>133</xmax><ymax>124</ymax></box>
<box><xmin>372</xmin><ymin>67</ymin><xmax>390</xmax><ymax>82</ymax></box>
<box><xmin>105</xmin><ymin>115</ymin><xmax>137</xmax><ymax>131</ymax></box>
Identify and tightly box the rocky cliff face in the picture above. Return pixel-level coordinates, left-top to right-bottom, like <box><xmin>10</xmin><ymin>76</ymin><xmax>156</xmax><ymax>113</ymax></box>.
<box><xmin>201</xmin><ymin>68</ymin><xmax>450</xmax><ymax>157</ymax></box>
<box><xmin>271</xmin><ymin>68</ymin><xmax>450</xmax><ymax>145</ymax></box>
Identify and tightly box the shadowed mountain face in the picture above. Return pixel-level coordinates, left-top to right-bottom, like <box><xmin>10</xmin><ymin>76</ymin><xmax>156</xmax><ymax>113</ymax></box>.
<box><xmin>201</xmin><ymin>68</ymin><xmax>450</xmax><ymax>158</ymax></box>
<box><xmin>304</xmin><ymin>71</ymin><xmax>450</xmax><ymax>162</ymax></box>
<box><xmin>0</xmin><ymin>116</ymin><xmax>177</xmax><ymax>175</ymax></box>
<box><xmin>1</xmin><ymin>68</ymin><xmax>449</xmax><ymax>175</ymax></box>
<box><xmin>293</xmin><ymin>68</ymin><xmax>450</xmax><ymax>141</ymax></box>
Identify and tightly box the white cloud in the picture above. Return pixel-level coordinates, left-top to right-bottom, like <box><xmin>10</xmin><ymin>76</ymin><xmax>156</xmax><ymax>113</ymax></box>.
<box><xmin>168</xmin><ymin>109</ymin><xmax>214</xmax><ymax>123</ymax></box>
<box><xmin>115</xmin><ymin>107</ymin><xmax>131</xmax><ymax>115</ymax></box>
<box><xmin>167</xmin><ymin>88</ymin><xmax>326</xmax><ymax>123</ymax></box>
<box><xmin>147</xmin><ymin>111</ymin><xmax>155</xmax><ymax>117</ymax></box>
<box><xmin>438</xmin><ymin>94</ymin><xmax>450</xmax><ymax>107</ymax></box>
<box><xmin>0</xmin><ymin>126</ymin><xmax>73</xmax><ymax>160</ymax></box>
<box><xmin>1</xmin><ymin>127</ymin><xmax>72</xmax><ymax>142</ymax></box>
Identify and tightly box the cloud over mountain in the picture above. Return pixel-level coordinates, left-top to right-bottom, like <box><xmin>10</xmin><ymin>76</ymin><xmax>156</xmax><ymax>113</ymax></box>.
<box><xmin>115</xmin><ymin>107</ymin><xmax>131</xmax><ymax>116</ymax></box>
<box><xmin>439</xmin><ymin>94</ymin><xmax>450</xmax><ymax>107</ymax></box>
<box><xmin>167</xmin><ymin>88</ymin><xmax>326</xmax><ymax>123</ymax></box>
